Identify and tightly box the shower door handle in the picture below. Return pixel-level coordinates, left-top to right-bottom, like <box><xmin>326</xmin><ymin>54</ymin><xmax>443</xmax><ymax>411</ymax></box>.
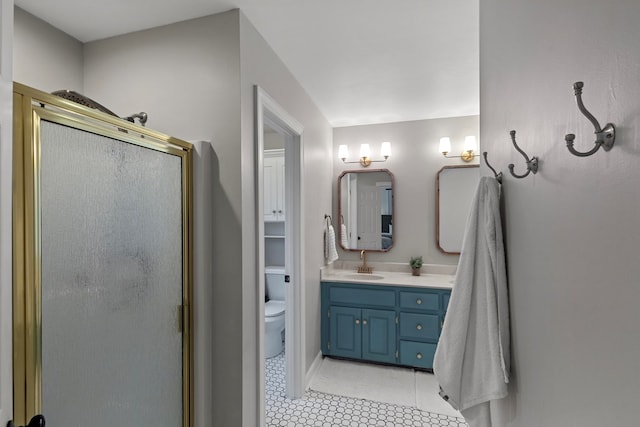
<box><xmin>7</xmin><ymin>414</ymin><xmax>46</xmax><ymax>427</ymax></box>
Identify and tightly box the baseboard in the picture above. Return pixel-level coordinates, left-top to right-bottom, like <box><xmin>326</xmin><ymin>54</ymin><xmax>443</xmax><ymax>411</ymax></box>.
<box><xmin>305</xmin><ymin>351</ymin><xmax>324</xmax><ymax>390</ymax></box>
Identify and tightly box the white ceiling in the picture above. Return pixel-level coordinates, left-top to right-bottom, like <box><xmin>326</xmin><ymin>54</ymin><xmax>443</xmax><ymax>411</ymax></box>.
<box><xmin>14</xmin><ymin>0</ymin><xmax>479</xmax><ymax>127</ymax></box>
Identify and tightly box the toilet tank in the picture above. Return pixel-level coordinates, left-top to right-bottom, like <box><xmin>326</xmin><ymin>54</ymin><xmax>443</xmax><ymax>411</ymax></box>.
<box><xmin>265</xmin><ymin>266</ymin><xmax>285</xmax><ymax>301</ymax></box>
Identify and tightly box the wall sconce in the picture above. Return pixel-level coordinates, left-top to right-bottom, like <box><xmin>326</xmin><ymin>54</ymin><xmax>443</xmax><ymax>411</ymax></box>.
<box><xmin>439</xmin><ymin>136</ymin><xmax>477</xmax><ymax>162</ymax></box>
<box><xmin>339</xmin><ymin>142</ymin><xmax>391</xmax><ymax>167</ymax></box>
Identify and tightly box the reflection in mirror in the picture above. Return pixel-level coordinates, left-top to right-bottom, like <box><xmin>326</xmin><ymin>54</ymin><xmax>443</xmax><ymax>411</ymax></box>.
<box><xmin>436</xmin><ymin>165</ymin><xmax>480</xmax><ymax>254</ymax></box>
<box><xmin>338</xmin><ymin>169</ymin><xmax>394</xmax><ymax>252</ymax></box>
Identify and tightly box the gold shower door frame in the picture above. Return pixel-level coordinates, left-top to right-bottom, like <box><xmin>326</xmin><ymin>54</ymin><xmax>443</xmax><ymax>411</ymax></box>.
<box><xmin>12</xmin><ymin>83</ymin><xmax>194</xmax><ymax>426</ymax></box>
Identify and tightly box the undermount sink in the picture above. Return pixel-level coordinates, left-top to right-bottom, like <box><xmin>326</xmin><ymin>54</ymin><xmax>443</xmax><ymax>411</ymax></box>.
<box><xmin>342</xmin><ymin>273</ymin><xmax>385</xmax><ymax>281</ymax></box>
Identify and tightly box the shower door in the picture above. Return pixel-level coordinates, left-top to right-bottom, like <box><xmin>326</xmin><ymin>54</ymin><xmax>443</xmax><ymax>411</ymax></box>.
<box><xmin>12</xmin><ymin>83</ymin><xmax>193</xmax><ymax>427</ymax></box>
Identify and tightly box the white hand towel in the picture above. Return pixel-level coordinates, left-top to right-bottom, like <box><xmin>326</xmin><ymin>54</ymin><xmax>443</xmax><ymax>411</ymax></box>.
<box><xmin>340</xmin><ymin>223</ymin><xmax>349</xmax><ymax>249</ymax></box>
<box><xmin>433</xmin><ymin>176</ymin><xmax>510</xmax><ymax>427</ymax></box>
<box><xmin>325</xmin><ymin>224</ymin><xmax>339</xmax><ymax>263</ymax></box>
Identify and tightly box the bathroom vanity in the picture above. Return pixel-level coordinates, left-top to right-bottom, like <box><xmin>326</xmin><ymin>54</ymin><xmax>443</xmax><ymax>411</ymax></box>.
<box><xmin>320</xmin><ymin>269</ymin><xmax>453</xmax><ymax>371</ymax></box>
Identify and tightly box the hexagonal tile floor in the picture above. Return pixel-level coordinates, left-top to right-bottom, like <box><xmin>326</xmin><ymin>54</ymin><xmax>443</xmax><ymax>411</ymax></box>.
<box><xmin>266</xmin><ymin>352</ymin><xmax>468</xmax><ymax>427</ymax></box>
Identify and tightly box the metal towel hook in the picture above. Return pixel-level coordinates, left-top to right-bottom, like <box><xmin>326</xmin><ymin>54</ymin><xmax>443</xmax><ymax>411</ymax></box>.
<box><xmin>482</xmin><ymin>152</ymin><xmax>503</xmax><ymax>184</ymax></box>
<box><xmin>508</xmin><ymin>130</ymin><xmax>538</xmax><ymax>179</ymax></box>
<box><xmin>565</xmin><ymin>81</ymin><xmax>615</xmax><ymax>157</ymax></box>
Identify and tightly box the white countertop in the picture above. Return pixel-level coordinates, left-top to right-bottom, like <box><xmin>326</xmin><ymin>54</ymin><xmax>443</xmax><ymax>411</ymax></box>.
<box><xmin>320</xmin><ymin>268</ymin><xmax>455</xmax><ymax>289</ymax></box>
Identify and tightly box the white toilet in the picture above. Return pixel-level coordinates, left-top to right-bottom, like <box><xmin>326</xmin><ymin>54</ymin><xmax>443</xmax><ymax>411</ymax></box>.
<box><xmin>264</xmin><ymin>266</ymin><xmax>286</xmax><ymax>358</ymax></box>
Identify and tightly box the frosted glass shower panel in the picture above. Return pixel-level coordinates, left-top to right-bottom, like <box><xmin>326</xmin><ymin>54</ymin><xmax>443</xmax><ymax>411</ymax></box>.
<box><xmin>39</xmin><ymin>121</ymin><xmax>184</xmax><ymax>426</ymax></box>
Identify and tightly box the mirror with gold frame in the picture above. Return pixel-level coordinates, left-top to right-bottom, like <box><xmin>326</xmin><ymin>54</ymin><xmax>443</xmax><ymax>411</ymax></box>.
<box><xmin>436</xmin><ymin>164</ymin><xmax>480</xmax><ymax>254</ymax></box>
<box><xmin>338</xmin><ymin>169</ymin><xmax>394</xmax><ymax>252</ymax></box>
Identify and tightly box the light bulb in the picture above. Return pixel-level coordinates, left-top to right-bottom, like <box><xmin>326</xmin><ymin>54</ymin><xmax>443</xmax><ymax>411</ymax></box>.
<box><xmin>380</xmin><ymin>142</ymin><xmax>391</xmax><ymax>158</ymax></box>
<box><xmin>360</xmin><ymin>143</ymin><xmax>371</xmax><ymax>158</ymax></box>
<box><xmin>464</xmin><ymin>136</ymin><xmax>477</xmax><ymax>152</ymax></box>
<box><xmin>439</xmin><ymin>137</ymin><xmax>451</xmax><ymax>154</ymax></box>
<box><xmin>338</xmin><ymin>145</ymin><xmax>349</xmax><ymax>160</ymax></box>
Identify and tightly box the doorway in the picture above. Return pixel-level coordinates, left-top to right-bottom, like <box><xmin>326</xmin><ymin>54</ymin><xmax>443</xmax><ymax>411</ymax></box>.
<box><xmin>255</xmin><ymin>86</ymin><xmax>305</xmax><ymax>425</ymax></box>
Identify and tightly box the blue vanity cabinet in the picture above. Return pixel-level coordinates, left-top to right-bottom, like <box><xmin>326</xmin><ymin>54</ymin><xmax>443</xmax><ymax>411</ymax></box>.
<box><xmin>361</xmin><ymin>309</ymin><xmax>397</xmax><ymax>363</ymax></box>
<box><xmin>323</xmin><ymin>283</ymin><xmax>397</xmax><ymax>364</ymax></box>
<box><xmin>397</xmin><ymin>288</ymin><xmax>444</xmax><ymax>369</ymax></box>
<box><xmin>328</xmin><ymin>306</ymin><xmax>396</xmax><ymax>363</ymax></box>
<box><xmin>321</xmin><ymin>281</ymin><xmax>451</xmax><ymax>370</ymax></box>
<box><xmin>328</xmin><ymin>306</ymin><xmax>361</xmax><ymax>359</ymax></box>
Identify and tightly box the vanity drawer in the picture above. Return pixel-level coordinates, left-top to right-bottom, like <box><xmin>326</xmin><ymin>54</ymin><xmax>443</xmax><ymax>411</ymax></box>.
<box><xmin>329</xmin><ymin>286</ymin><xmax>396</xmax><ymax>308</ymax></box>
<box><xmin>443</xmin><ymin>293</ymin><xmax>450</xmax><ymax>311</ymax></box>
<box><xmin>399</xmin><ymin>291</ymin><xmax>439</xmax><ymax>312</ymax></box>
<box><xmin>399</xmin><ymin>340</ymin><xmax>437</xmax><ymax>369</ymax></box>
<box><xmin>399</xmin><ymin>312</ymin><xmax>440</xmax><ymax>340</ymax></box>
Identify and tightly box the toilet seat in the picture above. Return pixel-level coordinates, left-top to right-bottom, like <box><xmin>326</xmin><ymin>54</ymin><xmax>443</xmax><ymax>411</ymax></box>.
<box><xmin>265</xmin><ymin>300</ymin><xmax>285</xmax><ymax>318</ymax></box>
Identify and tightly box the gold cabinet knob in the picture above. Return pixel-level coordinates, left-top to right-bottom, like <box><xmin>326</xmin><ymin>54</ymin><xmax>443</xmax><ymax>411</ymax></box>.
<box><xmin>355</xmin><ymin>319</ymin><xmax>360</xmax><ymax>325</ymax></box>
<box><xmin>416</xmin><ymin>353</ymin><xmax>423</xmax><ymax>360</ymax></box>
<box><xmin>416</xmin><ymin>298</ymin><xmax>422</xmax><ymax>305</ymax></box>
<box><xmin>416</xmin><ymin>324</ymin><xmax>423</xmax><ymax>331</ymax></box>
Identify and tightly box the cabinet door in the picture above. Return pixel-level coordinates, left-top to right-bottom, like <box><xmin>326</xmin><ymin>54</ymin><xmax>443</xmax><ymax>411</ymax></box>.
<box><xmin>329</xmin><ymin>306</ymin><xmax>361</xmax><ymax>359</ymax></box>
<box><xmin>263</xmin><ymin>156</ymin><xmax>279</xmax><ymax>221</ymax></box>
<box><xmin>362</xmin><ymin>309</ymin><xmax>396</xmax><ymax>364</ymax></box>
<box><xmin>277</xmin><ymin>158</ymin><xmax>285</xmax><ymax>219</ymax></box>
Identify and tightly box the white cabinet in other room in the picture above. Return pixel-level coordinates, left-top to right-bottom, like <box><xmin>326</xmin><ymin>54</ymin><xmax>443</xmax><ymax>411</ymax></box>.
<box><xmin>264</xmin><ymin>149</ymin><xmax>285</xmax><ymax>222</ymax></box>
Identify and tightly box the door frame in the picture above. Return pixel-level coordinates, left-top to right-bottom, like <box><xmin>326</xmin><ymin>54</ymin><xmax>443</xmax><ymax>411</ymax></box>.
<box><xmin>254</xmin><ymin>86</ymin><xmax>305</xmax><ymax>422</ymax></box>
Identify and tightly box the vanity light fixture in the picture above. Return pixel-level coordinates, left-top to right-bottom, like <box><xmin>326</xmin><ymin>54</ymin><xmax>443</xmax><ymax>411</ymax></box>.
<box><xmin>439</xmin><ymin>136</ymin><xmax>477</xmax><ymax>162</ymax></box>
<box><xmin>339</xmin><ymin>142</ymin><xmax>391</xmax><ymax>167</ymax></box>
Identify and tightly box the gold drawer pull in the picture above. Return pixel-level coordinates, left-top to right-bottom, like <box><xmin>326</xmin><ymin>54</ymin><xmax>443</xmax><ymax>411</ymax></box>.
<box><xmin>416</xmin><ymin>298</ymin><xmax>422</xmax><ymax>305</ymax></box>
<box><xmin>355</xmin><ymin>319</ymin><xmax>360</xmax><ymax>325</ymax></box>
<box><xmin>416</xmin><ymin>324</ymin><xmax>423</xmax><ymax>331</ymax></box>
<box><xmin>416</xmin><ymin>353</ymin><xmax>423</xmax><ymax>360</ymax></box>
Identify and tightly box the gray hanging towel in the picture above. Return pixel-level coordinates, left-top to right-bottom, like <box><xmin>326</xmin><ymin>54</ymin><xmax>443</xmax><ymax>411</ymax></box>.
<box><xmin>433</xmin><ymin>176</ymin><xmax>510</xmax><ymax>427</ymax></box>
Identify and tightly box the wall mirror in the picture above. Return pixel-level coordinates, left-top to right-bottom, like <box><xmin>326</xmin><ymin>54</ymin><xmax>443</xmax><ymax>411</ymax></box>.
<box><xmin>338</xmin><ymin>169</ymin><xmax>394</xmax><ymax>252</ymax></box>
<box><xmin>436</xmin><ymin>165</ymin><xmax>480</xmax><ymax>254</ymax></box>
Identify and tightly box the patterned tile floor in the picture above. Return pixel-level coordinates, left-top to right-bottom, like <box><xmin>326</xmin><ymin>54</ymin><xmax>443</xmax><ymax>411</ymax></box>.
<box><xmin>266</xmin><ymin>351</ymin><xmax>468</xmax><ymax>427</ymax></box>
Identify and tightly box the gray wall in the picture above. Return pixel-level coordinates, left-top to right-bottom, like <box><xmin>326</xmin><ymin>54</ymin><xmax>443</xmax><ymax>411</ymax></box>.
<box><xmin>239</xmin><ymin>10</ymin><xmax>333</xmax><ymax>391</ymax></box>
<box><xmin>264</xmin><ymin>129</ymin><xmax>285</xmax><ymax>150</ymax></box>
<box><xmin>481</xmin><ymin>0</ymin><xmax>640</xmax><ymax>425</ymax></box>
<box><xmin>333</xmin><ymin>116</ymin><xmax>479</xmax><ymax>266</ymax></box>
<box><xmin>14</xmin><ymin>7</ymin><xmax>83</xmax><ymax>92</ymax></box>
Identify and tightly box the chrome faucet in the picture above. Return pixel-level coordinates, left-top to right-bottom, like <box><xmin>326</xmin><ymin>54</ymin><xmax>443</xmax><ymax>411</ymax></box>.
<box><xmin>357</xmin><ymin>250</ymin><xmax>373</xmax><ymax>274</ymax></box>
